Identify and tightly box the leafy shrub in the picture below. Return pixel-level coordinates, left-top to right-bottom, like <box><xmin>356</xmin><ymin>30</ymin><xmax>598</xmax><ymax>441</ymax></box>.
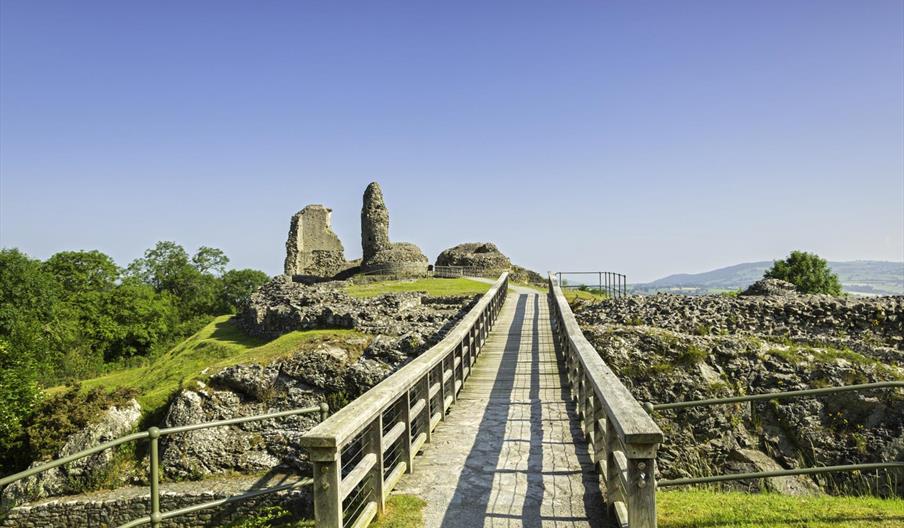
<box><xmin>765</xmin><ymin>251</ymin><xmax>842</xmax><ymax>295</ymax></box>
<box><xmin>24</xmin><ymin>386</ymin><xmax>137</xmax><ymax>462</ymax></box>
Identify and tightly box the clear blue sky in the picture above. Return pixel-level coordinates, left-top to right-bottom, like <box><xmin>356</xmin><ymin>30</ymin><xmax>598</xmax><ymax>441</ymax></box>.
<box><xmin>1</xmin><ymin>1</ymin><xmax>902</xmax><ymax>282</ymax></box>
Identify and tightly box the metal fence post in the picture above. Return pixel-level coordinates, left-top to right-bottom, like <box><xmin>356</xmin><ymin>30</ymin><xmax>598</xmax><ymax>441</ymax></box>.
<box><xmin>148</xmin><ymin>427</ymin><xmax>161</xmax><ymax>528</ymax></box>
<box><xmin>320</xmin><ymin>402</ymin><xmax>331</xmax><ymax>422</ymax></box>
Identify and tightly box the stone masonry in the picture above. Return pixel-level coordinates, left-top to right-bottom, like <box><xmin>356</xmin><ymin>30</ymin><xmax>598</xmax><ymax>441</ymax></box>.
<box><xmin>283</xmin><ymin>205</ymin><xmax>345</xmax><ymax>278</ymax></box>
<box><xmin>360</xmin><ymin>182</ymin><xmax>428</xmax><ymax>275</ymax></box>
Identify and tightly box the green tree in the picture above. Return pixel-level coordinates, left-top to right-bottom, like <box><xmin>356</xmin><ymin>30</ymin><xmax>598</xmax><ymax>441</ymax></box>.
<box><xmin>192</xmin><ymin>246</ymin><xmax>229</xmax><ymax>275</ymax></box>
<box><xmin>764</xmin><ymin>251</ymin><xmax>843</xmax><ymax>295</ymax></box>
<box><xmin>0</xmin><ymin>338</ymin><xmax>42</xmax><ymax>472</ymax></box>
<box><xmin>102</xmin><ymin>279</ymin><xmax>178</xmax><ymax>360</ymax></box>
<box><xmin>126</xmin><ymin>241</ymin><xmax>221</xmax><ymax>317</ymax></box>
<box><xmin>43</xmin><ymin>250</ymin><xmax>119</xmax><ymax>294</ymax></box>
<box><xmin>218</xmin><ymin>269</ymin><xmax>269</xmax><ymax>313</ymax></box>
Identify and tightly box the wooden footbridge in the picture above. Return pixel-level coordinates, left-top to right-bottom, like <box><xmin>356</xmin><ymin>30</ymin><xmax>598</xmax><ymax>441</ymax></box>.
<box><xmin>300</xmin><ymin>273</ymin><xmax>662</xmax><ymax>528</ymax></box>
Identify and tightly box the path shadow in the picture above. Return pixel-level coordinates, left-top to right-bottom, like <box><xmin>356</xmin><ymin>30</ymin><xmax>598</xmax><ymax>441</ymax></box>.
<box><xmin>439</xmin><ymin>293</ymin><xmax>606</xmax><ymax>527</ymax></box>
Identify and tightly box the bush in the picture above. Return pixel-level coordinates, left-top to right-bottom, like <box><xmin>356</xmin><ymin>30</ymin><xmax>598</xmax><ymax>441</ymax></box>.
<box><xmin>765</xmin><ymin>251</ymin><xmax>842</xmax><ymax>295</ymax></box>
<box><xmin>24</xmin><ymin>386</ymin><xmax>137</xmax><ymax>463</ymax></box>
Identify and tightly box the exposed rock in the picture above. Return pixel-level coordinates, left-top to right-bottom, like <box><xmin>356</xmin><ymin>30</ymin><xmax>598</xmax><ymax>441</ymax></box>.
<box><xmin>742</xmin><ymin>278</ymin><xmax>799</xmax><ymax>297</ymax></box>
<box><xmin>2</xmin><ymin>400</ymin><xmax>142</xmax><ymax>510</ymax></box>
<box><xmin>436</xmin><ymin>242</ymin><xmax>512</xmax><ymax>270</ymax></box>
<box><xmin>574</xmin><ymin>293</ymin><xmax>904</xmax><ymax>496</ymax></box>
<box><xmin>284</xmin><ymin>204</ymin><xmax>346</xmax><ymax>278</ymax></box>
<box><xmin>161</xmin><ymin>278</ymin><xmax>478</xmax><ymax>479</ymax></box>
<box><xmin>577</xmin><ymin>292</ymin><xmax>904</xmax><ymax>359</ymax></box>
<box><xmin>0</xmin><ymin>473</ymin><xmax>311</xmax><ymax>528</ymax></box>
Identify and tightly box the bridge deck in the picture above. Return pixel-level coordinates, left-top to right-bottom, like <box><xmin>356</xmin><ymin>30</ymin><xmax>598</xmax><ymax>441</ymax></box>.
<box><xmin>394</xmin><ymin>288</ymin><xmax>606</xmax><ymax>527</ymax></box>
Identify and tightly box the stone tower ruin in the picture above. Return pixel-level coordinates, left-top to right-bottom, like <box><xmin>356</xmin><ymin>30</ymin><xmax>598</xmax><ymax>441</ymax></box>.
<box><xmin>284</xmin><ymin>204</ymin><xmax>346</xmax><ymax>278</ymax></box>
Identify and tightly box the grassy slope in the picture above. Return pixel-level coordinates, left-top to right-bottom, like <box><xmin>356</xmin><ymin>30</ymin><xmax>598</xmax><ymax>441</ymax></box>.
<box><xmin>346</xmin><ymin>277</ymin><xmax>490</xmax><ymax>297</ymax></box>
<box><xmin>659</xmin><ymin>490</ymin><xmax>904</xmax><ymax>528</ymax></box>
<box><xmin>54</xmin><ymin>315</ymin><xmax>364</xmax><ymax>415</ymax></box>
<box><xmin>58</xmin><ymin>278</ymin><xmax>487</xmax><ymax>415</ymax></box>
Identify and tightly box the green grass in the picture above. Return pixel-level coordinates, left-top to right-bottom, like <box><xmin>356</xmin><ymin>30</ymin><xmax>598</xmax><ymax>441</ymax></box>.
<box><xmin>563</xmin><ymin>288</ymin><xmax>609</xmax><ymax>303</ymax></box>
<box><xmin>346</xmin><ymin>277</ymin><xmax>490</xmax><ymax>298</ymax></box>
<box><xmin>50</xmin><ymin>315</ymin><xmax>366</xmax><ymax>416</ymax></box>
<box><xmin>232</xmin><ymin>494</ymin><xmax>426</xmax><ymax>527</ymax></box>
<box><xmin>659</xmin><ymin>490</ymin><xmax>904</xmax><ymax>528</ymax></box>
<box><xmin>371</xmin><ymin>494</ymin><xmax>427</xmax><ymax>528</ymax></box>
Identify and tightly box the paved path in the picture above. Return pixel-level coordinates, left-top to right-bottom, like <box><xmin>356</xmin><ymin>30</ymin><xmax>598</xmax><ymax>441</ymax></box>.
<box><xmin>394</xmin><ymin>288</ymin><xmax>606</xmax><ymax>528</ymax></box>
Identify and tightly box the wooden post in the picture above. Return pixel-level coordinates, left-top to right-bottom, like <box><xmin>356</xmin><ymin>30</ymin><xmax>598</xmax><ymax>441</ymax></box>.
<box><xmin>627</xmin><ymin>453</ymin><xmax>657</xmax><ymax>528</ymax></box>
<box><xmin>310</xmin><ymin>448</ymin><xmax>342</xmax><ymax>528</ymax></box>
<box><xmin>402</xmin><ymin>390</ymin><xmax>414</xmax><ymax>473</ymax></box>
<box><xmin>423</xmin><ymin>375</ymin><xmax>433</xmax><ymax>444</ymax></box>
<box><xmin>367</xmin><ymin>417</ymin><xmax>385</xmax><ymax>514</ymax></box>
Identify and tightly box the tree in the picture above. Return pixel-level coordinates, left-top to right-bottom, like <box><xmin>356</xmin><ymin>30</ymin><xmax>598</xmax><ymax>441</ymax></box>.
<box><xmin>218</xmin><ymin>269</ymin><xmax>269</xmax><ymax>313</ymax></box>
<box><xmin>192</xmin><ymin>246</ymin><xmax>229</xmax><ymax>276</ymax></box>
<box><xmin>764</xmin><ymin>251</ymin><xmax>842</xmax><ymax>295</ymax></box>
<box><xmin>102</xmin><ymin>279</ymin><xmax>177</xmax><ymax>360</ymax></box>
<box><xmin>126</xmin><ymin>241</ymin><xmax>220</xmax><ymax>317</ymax></box>
<box><xmin>43</xmin><ymin>250</ymin><xmax>119</xmax><ymax>294</ymax></box>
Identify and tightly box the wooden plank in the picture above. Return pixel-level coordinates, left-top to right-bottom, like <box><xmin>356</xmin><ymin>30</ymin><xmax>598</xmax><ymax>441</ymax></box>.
<box><xmin>348</xmin><ymin>501</ymin><xmax>378</xmax><ymax>528</ymax></box>
<box><xmin>339</xmin><ymin>452</ymin><xmax>376</xmax><ymax>501</ymax></box>
<box><xmin>409</xmin><ymin>398</ymin><xmax>426</xmax><ymax>420</ymax></box>
<box><xmin>382</xmin><ymin>421</ymin><xmax>406</xmax><ymax>449</ymax></box>
<box><xmin>383</xmin><ymin>461</ymin><xmax>407</xmax><ymax>497</ymax></box>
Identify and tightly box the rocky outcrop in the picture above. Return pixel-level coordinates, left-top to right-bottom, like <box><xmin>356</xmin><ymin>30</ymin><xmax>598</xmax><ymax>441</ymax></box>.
<box><xmin>2</xmin><ymin>400</ymin><xmax>142</xmax><ymax>510</ymax></box>
<box><xmin>161</xmin><ymin>278</ymin><xmax>476</xmax><ymax>479</ymax></box>
<box><xmin>574</xmin><ymin>295</ymin><xmax>904</xmax><ymax>496</ymax></box>
<box><xmin>360</xmin><ymin>182</ymin><xmax>428</xmax><ymax>276</ymax></box>
<box><xmin>436</xmin><ymin>242</ymin><xmax>511</xmax><ymax>270</ymax></box>
<box><xmin>237</xmin><ymin>276</ymin><xmax>460</xmax><ymax>339</ymax></box>
<box><xmin>742</xmin><ymin>278</ymin><xmax>799</xmax><ymax>297</ymax></box>
<box><xmin>284</xmin><ymin>204</ymin><xmax>346</xmax><ymax>278</ymax></box>
<box><xmin>577</xmin><ymin>293</ymin><xmax>904</xmax><ymax>360</ymax></box>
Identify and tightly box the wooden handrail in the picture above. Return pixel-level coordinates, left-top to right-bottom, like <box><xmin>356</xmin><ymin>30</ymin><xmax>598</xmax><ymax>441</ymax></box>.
<box><xmin>301</xmin><ymin>272</ymin><xmax>509</xmax><ymax>527</ymax></box>
<box><xmin>548</xmin><ymin>272</ymin><xmax>662</xmax><ymax>528</ymax></box>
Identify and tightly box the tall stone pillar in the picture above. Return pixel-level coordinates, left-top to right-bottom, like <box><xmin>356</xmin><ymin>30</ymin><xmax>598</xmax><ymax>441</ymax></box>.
<box><xmin>361</xmin><ymin>182</ymin><xmax>390</xmax><ymax>264</ymax></box>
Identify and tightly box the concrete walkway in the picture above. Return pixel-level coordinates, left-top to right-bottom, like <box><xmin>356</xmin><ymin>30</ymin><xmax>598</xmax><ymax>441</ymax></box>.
<box><xmin>394</xmin><ymin>288</ymin><xmax>606</xmax><ymax>528</ymax></box>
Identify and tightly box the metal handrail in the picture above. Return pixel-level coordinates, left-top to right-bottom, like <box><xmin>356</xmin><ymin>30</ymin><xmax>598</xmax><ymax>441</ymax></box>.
<box><xmin>645</xmin><ymin>381</ymin><xmax>904</xmax><ymax>490</ymax></box>
<box><xmin>1</xmin><ymin>404</ymin><xmax>328</xmax><ymax>527</ymax></box>
<box><xmin>555</xmin><ymin>271</ymin><xmax>628</xmax><ymax>299</ymax></box>
<box><xmin>659</xmin><ymin>462</ymin><xmax>904</xmax><ymax>488</ymax></box>
<box><xmin>644</xmin><ymin>381</ymin><xmax>904</xmax><ymax>412</ymax></box>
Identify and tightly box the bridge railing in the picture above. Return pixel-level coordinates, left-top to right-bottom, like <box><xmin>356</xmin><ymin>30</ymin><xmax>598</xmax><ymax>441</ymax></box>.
<box><xmin>548</xmin><ymin>272</ymin><xmax>663</xmax><ymax>528</ymax></box>
<box><xmin>0</xmin><ymin>405</ymin><xmax>328</xmax><ymax>528</ymax></box>
<box><xmin>556</xmin><ymin>271</ymin><xmax>628</xmax><ymax>299</ymax></box>
<box><xmin>299</xmin><ymin>272</ymin><xmax>509</xmax><ymax>528</ymax></box>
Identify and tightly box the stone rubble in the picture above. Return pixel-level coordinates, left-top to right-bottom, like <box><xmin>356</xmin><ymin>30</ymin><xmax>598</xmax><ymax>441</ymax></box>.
<box><xmin>574</xmin><ymin>291</ymin><xmax>904</xmax><ymax>496</ymax></box>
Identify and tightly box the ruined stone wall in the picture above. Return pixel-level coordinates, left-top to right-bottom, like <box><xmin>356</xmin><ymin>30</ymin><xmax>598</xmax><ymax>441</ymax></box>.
<box><xmin>284</xmin><ymin>205</ymin><xmax>345</xmax><ymax>278</ymax></box>
<box><xmin>0</xmin><ymin>481</ymin><xmax>311</xmax><ymax>528</ymax></box>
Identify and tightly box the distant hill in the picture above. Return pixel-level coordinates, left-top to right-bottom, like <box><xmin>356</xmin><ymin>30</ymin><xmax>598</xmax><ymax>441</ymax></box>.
<box><xmin>635</xmin><ymin>260</ymin><xmax>904</xmax><ymax>296</ymax></box>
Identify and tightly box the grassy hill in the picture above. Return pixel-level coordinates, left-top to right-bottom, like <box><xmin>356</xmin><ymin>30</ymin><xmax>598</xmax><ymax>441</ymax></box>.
<box><xmin>636</xmin><ymin>260</ymin><xmax>903</xmax><ymax>295</ymax></box>
<box><xmin>51</xmin><ymin>316</ymin><xmax>366</xmax><ymax>417</ymax></box>
<box><xmin>55</xmin><ymin>277</ymin><xmax>491</xmax><ymax>417</ymax></box>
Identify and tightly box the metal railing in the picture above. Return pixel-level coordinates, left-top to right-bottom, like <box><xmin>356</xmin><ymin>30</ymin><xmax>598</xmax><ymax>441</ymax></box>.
<box><xmin>548</xmin><ymin>272</ymin><xmax>662</xmax><ymax>528</ymax></box>
<box><xmin>645</xmin><ymin>381</ymin><xmax>904</xmax><ymax>489</ymax></box>
<box><xmin>298</xmin><ymin>273</ymin><xmax>509</xmax><ymax>528</ymax></box>
<box><xmin>0</xmin><ymin>405</ymin><xmax>329</xmax><ymax>527</ymax></box>
<box><xmin>432</xmin><ymin>265</ymin><xmax>506</xmax><ymax>279</ymax></box>
<box><xmin>556</xmin><ymin>271</ymin><xmax>628</xmax><ymax>299</ymax></box>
